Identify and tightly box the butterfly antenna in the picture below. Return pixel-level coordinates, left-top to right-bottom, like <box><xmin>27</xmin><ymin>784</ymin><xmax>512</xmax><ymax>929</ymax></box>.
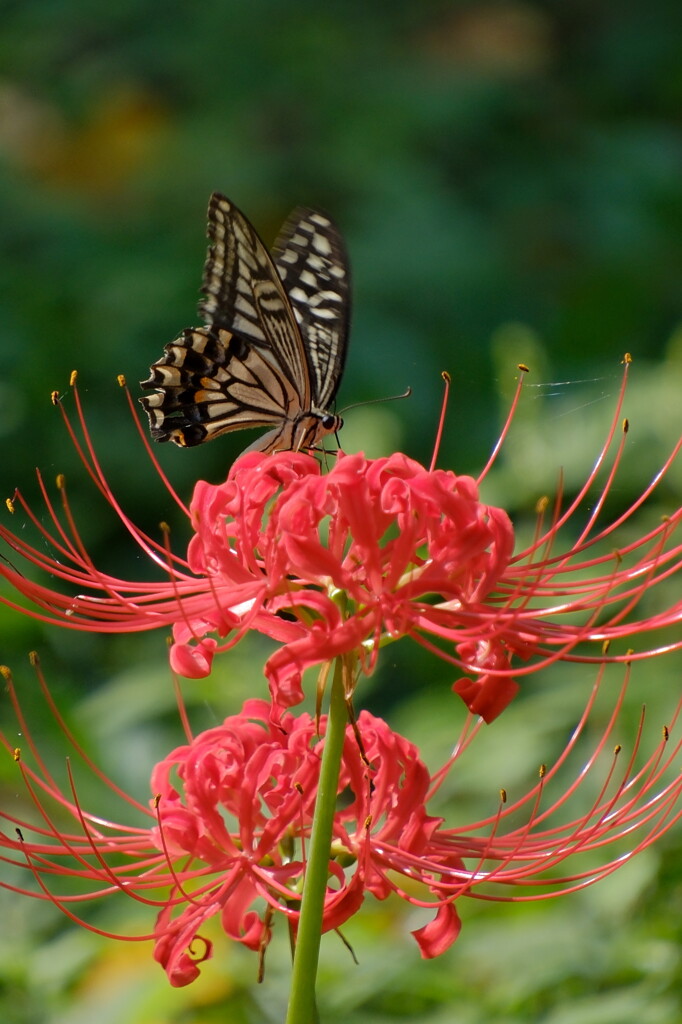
<box><xmin>429</xmin><ymin>371</ymin><xmax>451</xmax><ymax>472</ymax></box>
<box><xmin>339</xmin><ymin>386</ymin><xmax>412</xmax><ymax>416</ymax></box>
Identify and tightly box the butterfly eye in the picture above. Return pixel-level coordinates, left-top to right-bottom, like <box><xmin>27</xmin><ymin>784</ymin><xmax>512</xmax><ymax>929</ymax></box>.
<box><xmin>322</xmin><ymin>414</ymin><xmax>341</xmax><ymax>431</ymax></box>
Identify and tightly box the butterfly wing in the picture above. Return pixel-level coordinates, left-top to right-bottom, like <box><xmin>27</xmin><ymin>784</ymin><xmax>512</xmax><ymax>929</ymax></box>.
<box><xmin>139</xmin><ymin>324</ymin><xmax>307</xmax><ymax>448</ymax></box>
<box><xmin>272</xmin><ymin>208</ymin><xmax>350</xmax><ymax>410</ymax></box>
<box><xmin>199</xmin><ymin>193</ymin><xmax>311</xmax><ymax>406</ymax></box>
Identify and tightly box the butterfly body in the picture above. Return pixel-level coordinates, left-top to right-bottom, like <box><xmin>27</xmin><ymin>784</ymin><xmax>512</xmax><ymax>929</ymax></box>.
<box><xmin>140</xmin><ymin>194</ymin><xmax>349</xmax><ymax>454</ymax></box>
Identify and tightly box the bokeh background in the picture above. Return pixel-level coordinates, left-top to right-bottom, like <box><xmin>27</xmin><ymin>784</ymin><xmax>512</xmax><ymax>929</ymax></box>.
<box><xmin>1</xmin><ymin>3</ymin><xmax>681</xmax><ymax>1022</ymax></box>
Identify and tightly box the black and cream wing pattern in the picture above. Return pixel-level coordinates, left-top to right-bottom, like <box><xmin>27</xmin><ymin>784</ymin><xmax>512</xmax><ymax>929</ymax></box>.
<box><xmin>140</xmin><ymin>193</ymin><xmax>350</xmax><ymax>454</ymax></box>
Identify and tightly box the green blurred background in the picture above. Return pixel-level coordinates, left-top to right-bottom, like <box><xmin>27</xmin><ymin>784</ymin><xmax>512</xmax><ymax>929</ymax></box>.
<box><xmin>1</xmin><ymin>3</ymin><xmax>681</xmax><ymax>1022</ymax></box>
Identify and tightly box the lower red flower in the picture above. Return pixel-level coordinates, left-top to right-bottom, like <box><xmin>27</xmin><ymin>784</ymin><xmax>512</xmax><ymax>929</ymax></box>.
<box><xmin>0</xmin><ymin>664</ymin><xmax>460</xmax><ymax>984</ymax></box>
<box><xmin>2</xmin><ymin>659</ymin><xmax>679</xmax><ymax>985</ymax></box>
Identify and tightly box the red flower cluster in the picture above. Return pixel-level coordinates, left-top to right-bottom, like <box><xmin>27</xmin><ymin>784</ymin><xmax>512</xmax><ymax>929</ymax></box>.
<box><xmin>3</xmin><ymin>661</ymin><xmax>679</xmax><ymax>987</ymax></box>
<box><xmin>149</xmin><ymin>698</ymin><xmax>459</xmax><ymax>984</ymax></box>
<box><xmin>173</xmin><ymin>451</ymin><xmax>516</xmax><ymax>717</ymax></box>
<box><xmin>0</xmin><ymin>296</ymin><xmax>679</xmax><ymax>1004</ymax></box>
<box><xmin>0</xmin><ymin>665</ymin><xmax>465</xmax><ymax>986</ymax></box>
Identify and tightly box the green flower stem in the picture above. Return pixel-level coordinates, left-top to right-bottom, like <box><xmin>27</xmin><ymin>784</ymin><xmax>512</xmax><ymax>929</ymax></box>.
<box><xmin>285</xmin><ymin>658</ymin><xmax>348</xmax><ymax>1024</ymax></box>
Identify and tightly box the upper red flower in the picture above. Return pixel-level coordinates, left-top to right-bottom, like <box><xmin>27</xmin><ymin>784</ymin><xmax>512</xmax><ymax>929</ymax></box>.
<box><xmin>173</xmin><ymin>450</ymin><xmax>516</xmax><ymax>715</ymax></box>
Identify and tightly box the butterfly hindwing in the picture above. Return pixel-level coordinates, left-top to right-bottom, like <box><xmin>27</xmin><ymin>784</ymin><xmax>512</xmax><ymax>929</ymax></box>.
<box><xmin>140</xmin><ymin>194</ymin><xmax>349</xmax><ymax>453</ymax></box>
<box><xmin>140</xmin><ymin>326</ymin><xmax>302</xmax><ymax>447</ymax></box>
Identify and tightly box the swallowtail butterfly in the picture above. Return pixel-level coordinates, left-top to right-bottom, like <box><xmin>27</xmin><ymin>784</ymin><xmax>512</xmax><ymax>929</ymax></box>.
<box><xmin>140</xmin><ymin>193</ymin><xmax>350</xmax><ymax>454</ymax></box>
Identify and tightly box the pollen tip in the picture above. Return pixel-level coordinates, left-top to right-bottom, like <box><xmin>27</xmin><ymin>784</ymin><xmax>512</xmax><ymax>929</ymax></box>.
<box><xmin>623</xmin><ymin>352</ymin><xmax>632</xmax><ymax>364</ymax></box>
<box><xmin>160</xmin><ymin>521</ymin><xmax>170</xmax><ymax>534</ymax></box>
<box><xmin>499</xmin><ymin>788</ymin><xmax>507</xmax><ymax>803</ymax></box>
<box><xmin>518</xmin><ymin>362</ymin><xmax>530</xmax><ymax>373</ymax></box>
<box><xmin>0</xmin><ymin>665</ymin><xmax>11</xmax><ymax>681</ymax></box>
<box><xmin>538</xmin><ymin>763</ymin><xmax>546</xmax><ymax>778</ymax></box>
<box><xmin>5</xmin><ymin>497</ymin><xmax>15</xmax><ymax>514</ymax></box>
<box><xmin>56</xmin><ymin>474</ymin><xmax>66</xmax><ymax>490</ymax></box>
<box><xmin>117</xmin><ymin>374</ymin><xmax>127</xmax><ymax>388</ymax></box>
<box><xmin>70</xmin><ymin>370</ymin><xmax>78</xmax><ymax>386</ymax></box>
<box><xmin>536</xmin><ymin>495</ymin><xmax>549</xmax><ymax>514</ymax></box>
<box><xmin>50</xmin><ymin>390</ymin><xmax>60</xmax><ymax>406</ymax></box>
<box><xmin>622</xmin><ymin>418</ymin><xmax>629</xmax><ymax>433</ymax></box>
<box><xmin>29</xmin><ymin>651</ymin><xmax>39</xmax><ymax>667</ymax></box>
<box><xmin>662</xmin><ymin>725</ymin><xmax>669</xmax><ymax>742</ymax></box>
<box><xmin>613</xmin><ymin>744</ymin><xmax>621</xmax><ymax>755</ymax></box>
<box><xmin>601</xmin><ymin>639</ymin><xmax>611</xmax><ymax>655</ymax></box>
<box><xmin>441</xmin><ymin>370</ymin><xmax>452</xmax><ymax>383</ymax></box>
<box><xmin>13</xmin><ymin>747</ymin><xmax>21</xmax><ymax>762</ymax></box>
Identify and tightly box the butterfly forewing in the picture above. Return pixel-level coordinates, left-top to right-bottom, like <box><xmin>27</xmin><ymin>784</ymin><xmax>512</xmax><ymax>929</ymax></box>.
<box><xmin>140</xmin><ymin>193</ymin><xmax>350</xmax><ymax>453</ymax></box>
<box><xmin>272</xmin><ymin>208</ymin><xmax>350</xmax><ymax>409</ymax></box>
<box><xmin>199</xmin><ymin>194</ymin><xmax>309</xmax><ymax>403</ymax></box>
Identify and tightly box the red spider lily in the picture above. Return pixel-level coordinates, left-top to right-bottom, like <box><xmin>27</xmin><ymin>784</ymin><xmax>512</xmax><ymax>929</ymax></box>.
<box><xmin>2</xmin><ymin>658</ymin><xmax>680</xmax><ymax>985</ymax></box>
<box><xmin>1</xmin><ymin>365</ymin><xmax>679</xmax><ymax>721</ymax></box>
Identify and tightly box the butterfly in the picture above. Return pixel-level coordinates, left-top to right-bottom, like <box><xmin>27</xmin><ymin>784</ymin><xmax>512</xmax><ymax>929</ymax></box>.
<box><xmin>140</xmin><ymin>192</ymin><xmax>350</xmax><ymax>454</ymax></box>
